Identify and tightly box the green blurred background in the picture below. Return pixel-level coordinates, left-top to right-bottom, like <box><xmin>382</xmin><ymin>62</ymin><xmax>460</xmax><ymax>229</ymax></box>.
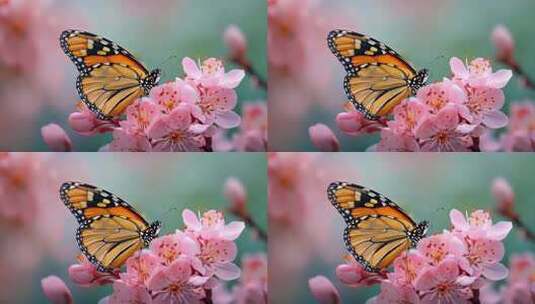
<box><xmin>3</xmin><ymin>0</ymin><xmax>266</xmax><ymax>151</ymax></box>
<box><xmin>28</xmin><ymin>153</ymin><xmax>266</xmax><ymax>303</ymax></box>
<box><xmin>271</xmin><ymin>153</ymin><xmax>535</xmax><ymax>303</ymax></box>
<box><xmin>271</xmin><ymin>0</ymin><xmax>535</xmax><ymax>151</ymax></box>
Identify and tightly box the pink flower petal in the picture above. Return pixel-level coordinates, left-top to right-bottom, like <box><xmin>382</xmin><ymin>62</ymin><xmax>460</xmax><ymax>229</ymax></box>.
<box><xmin>487</xmin><ymin>70</ymin><xmax>513</xmax><ymax>89</ymax></box>
<box><xmin>482</xmin><ymin>263</ymin><xmax>509</xmax><ymax>281</ymax></box>
<box><xmin>450</xmin><ymin>57</ymin><xmax>469</xmax><ymax>79</ymax></box>
<box><xmin>182</xmin><ymin>209</ymin><xmax>201</xmax><ymax>231</ymax></box>
<box><xmin>309</xmin><ymin>276</ymin><xmax>341</xmax><ymax>304</ymax></box>
<box><xmin>309</xmin><ymin>123</ymin><xmax>340</xmax><ymax>152</ymax></box>
<box><xmin>41</xmin><ymin>275</ymin><xmax>73</xmax><ymax>304</ymax></box>
<box><xmin>450</xmin><ymin>209</ymin><xmax>469</xmax><ymax>230</ymax></box>
<box><xmin>221</xmin><ymin>69</ymin><xmax>246</xmax><ymax>89</ymax></box>
<box><xmin>221</xmin><ymin>221</ymin><xmax>245</xmax><ymax>240</ymax></box>
<box><xmin>41</xmin><ymin>123</ymin><xmax>72</xmax><ymax>152</ymax></box>
<box><xmin>215</xmin><ymin>111</ymin><xmax>241</xmax><ymax>129</ymax></box>
<box><xmin>483</xmin><ymin>111</ymin><xmax>508</xmax><ymax>129</ymax></box>
<box><xmin>215</xmin><ymin>262</ymin><xmax>241</xmax><ymax>281</ymax></box>
<box><xmin>488</xmin><ymin>221</ymin><xmax>513</xmax><ymax>241</ymax></box>
<box><xmin>182</xmin><ymin>57</ymin><xmax>202</xmax><ymax>79</ymax></box>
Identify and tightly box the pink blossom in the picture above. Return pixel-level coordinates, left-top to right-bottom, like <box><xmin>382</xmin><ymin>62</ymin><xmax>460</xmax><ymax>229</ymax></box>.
<box><xmin>195</xmin><ymin>238</ymin><xmax>240</xmax><ymax>280</ymax></box>
<box><xmin>108</xmin><ymin>128</ymin><xmax>152</xmax><ymax>152</ymax></box>
<box><xmin>230</xmin><ymin>102</ymin><xmax>268</xmax><ymax>151</ymax></box>
<box><xmin>224</xmin><ymin>177</ymin><xmax>248</xmax><ymax>217</ymax></box>
<box><xmin>492</xmin><ymin>178</ymin><xmax>515</xmax><ymax>217</ymax></box>
<box><xmin>68</xmin><ymin>256</ymin><xmax>116</xmax><ymax>287</ymax></box>
<box><xmin>182</xmin><ymin>57</ymin><xmax>245</xmax><ymax>89</ymax></box>
<box><xmin>121</xmin><ymin>251</ymin><xmax>162</xmax><ymax>286</ymax></box>
<box><xmin>414</xmin><ymin>258</ymin><xmax>474</xmax><ymax>304</ymax></box>
<box><xmin>387</xmin><ymin>252</ymin><xmax>429</xmax><ymax>286</ymax></box>
<box><xmin>147</xmin><ymin>104</ymin><xmax>209</xmax><ymax>152</ymax></box>
<box><xmin>376</xmin><ymin>128</ymin><xmax>420</xmax><ymax>152</ymax></box>
<box><xmin>107</xmin><ymin>280</ymin><xmax>153</xmax><ymax>304</ymax></box>
<box><xmin>416</xmin><ymin>81</ymin><xmax>466</xmax><ymax>113</ymax></box>
<box><xmin>68</xmin><ymin>104</ymin><xmax>116</xmax><ymax>136</ymax></box>
<box><xmin>371</xmin><ymin>281</ymin><xmax>420</xmax><ymax>304</ymax></box>
<box><xmin>41</xmin><ymin>123</ymin><xmax>72</xmax><ymax>152</ymax></box>
<box><xmin>182</xmin><ymin>209</ymin><xmax>245</xmax><ymax>241</ymax></box>
<box><xmin>308</xmin><ymin>276</ymin><xmax>341</xmax><ymax>304</ymax></box>
<box><xmin>462</xmin><ymin>87</ymin><xmax>508</xmax><ymax>128</ymax></box>
<box><xmin>150</xmin><ymin>233</ymin><xmax>200</xmax><ymax>266</ymax></box>
<box><xmin>335</xmin><ymin>258</ymin><xmax>385</xmax><ymax>288</ymax></box>
<box><xmin>41</xmin><ymin>275</ymin><xmax>73</xmax><ymax>304</ymax></box>
<box><xmin>309</xmin><ymin>123</ymin><xmax>340</xmax><ymax>152</ymax></box>
<box><xmin>500</xmin><ymin>102</ymin><xmax>535</xmax><ymax>152</ymax></box>
<box><xmin>491</xmin><ymin>25</ymin><xmax>515</xmax><ymax>63</ymax></box>
<box><xmin>147</xmin><ymin>257</ymin><xmax>208</xmax><ymax>304</ymax></box>
<box><xmin>149</xmin><ymin>80</ymin><xmax>198</xmax><ymax>114</ymax></box>
<box><xmin>224</xmin><ymin>25</ymin><xmax>248</xmax><ymax>61</ymax></box>
<box><xmin>191</xmin><ymin>87</ymin><xmax>241</xmax><ymax>128</ymax></box>
<box><xmin>449</xmin><ymin>209</ymin><xmax>512</xmax><ymax>241</ymax></box>
<box><xmin>460</xmin><ymin>238</ymin><xmax>508</xmax><ymax>280</ymax></box>
<box><xmin>335</xmin><ymin>106</ymin><xmax>384</xmax><ymax>136</ymax></box>
<box><xmin>450</xmin><ymin>57</ymin><xmax>512</xmax><ymax>89</ymax></box>
<box><xmin>415</xmin><ymin>106</ymin><xmax>473</xmax><ymax>152</ymax></box>
<box><xmin>388</xmin><ymin>98</ymin><xmax>430</xmax><ymax>134</ymax></box>
<box><xmin>120</xmin><ymin>99</ymin><xmax>164</xmax><ymax>135</ymax></box>
<box><xmin>417</xmin><ymin>234</ymin><xmax>466</xmax><ymax>266</ymax></box>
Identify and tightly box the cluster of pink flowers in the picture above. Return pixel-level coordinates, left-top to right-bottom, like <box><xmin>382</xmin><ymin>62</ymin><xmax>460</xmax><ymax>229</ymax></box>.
<box><xmin>62</xmin><ymin>57</ymin><xmax>248</xmax><ymax>152</ymax></box>
<box><xmin>65</xmin><ymin>209</ymin><xmax>245</xmax><ymax>303</ymax></box>
<box><xmin>480</xmin><ymin>252</ymin><xmax>535</xmax><ymax>304</ymax></box>
<box><xmin>310</xmin><ymin>209</ymin><xmax>513</xmax><ymax>303</ymax></box>
<box><xmin>213</xmin><ymin>253</ymin><xmax>268</xmax><ymax>304</ymax></box>
<box><xmin>321</xmin><ymin>57</ymin><xmax>513</xmax><ymax>152</ymax></box>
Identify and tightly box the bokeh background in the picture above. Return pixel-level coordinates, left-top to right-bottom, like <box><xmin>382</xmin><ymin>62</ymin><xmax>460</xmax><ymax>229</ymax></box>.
<box><xmin>269</xmin><ymin>152</ymin><xmax>535</xmax><ymax>303</ymax></box>
<box><xmin>0</xmin><ymin>152</ymin><xmax>266</xmax><ymax>303</ymax></box>
<box><xmin>0</xmin><ymin>0</ymin><xmax>266</xmax><ymax>151</ymax></box>
<box><xmin>268</xmin><ymin>0</ymin><xmax>535</xmax><ymax>151</ymax></box>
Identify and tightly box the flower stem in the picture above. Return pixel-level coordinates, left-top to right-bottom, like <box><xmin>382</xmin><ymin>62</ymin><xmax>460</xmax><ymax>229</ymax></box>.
<box><xmin>229</xmin><ymin>209</ymin><xmax>268</xmax><ymax>243</ymax></box>
<box><xmin>470</xmin><ymin>289</ymin><xmax>480</xmax><ymax>304</ymax></box>
<box><xmin>229</xmin><ymin>57</ymin><xmax>268</xmax><ymax>91</ymax></box>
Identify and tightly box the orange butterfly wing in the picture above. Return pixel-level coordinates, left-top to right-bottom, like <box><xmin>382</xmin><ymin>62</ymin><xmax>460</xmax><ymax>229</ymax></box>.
<box><xmin>327</xmin><ymin>182</ymin><xmax>428</xmax><ymax>272</ymax></box>
<box><xmin>60</xmin><ymin>182</ymin><xmax>160</xmax><ymax>272</ymax></box>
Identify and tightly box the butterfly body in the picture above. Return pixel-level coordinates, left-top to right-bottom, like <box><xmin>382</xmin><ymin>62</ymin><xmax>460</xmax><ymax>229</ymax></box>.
<box><xmin>60</xmin><ymin>182</ymin><xmax>161</xmax><ymax>272</ymax></box>
<box><xmin>327</xmin><ymin>182</ymin><xmax>428</xmax><ymax>272</ymax></box>
<box><xmin>60</xmin><ymin>30</ymin><xmax>160</xmax><ymax>120</ymax></box>
<box><xmin>328</xmin><ymin>29</ymin><xmax>428</xmax><ymax>120</ymax></box>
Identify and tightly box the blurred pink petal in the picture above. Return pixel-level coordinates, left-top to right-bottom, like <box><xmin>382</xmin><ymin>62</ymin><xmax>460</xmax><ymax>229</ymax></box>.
<box><xmin>215</xmin><ymin>111</ymin><xmax>241</xmax><ymax>129</ymax></box>
<box><xmin>376</xmin><ymin>128</ymin><xmax>420</xmax><ymax>152</ymax></box>
<box><xmin>41</xmin><ymin>123</ymin><xmax>72</xmax><ymax>152</ymax></box>
<box><xmin>224</xmin><ymin>25</ymin><xmax>248</xmax><ymax>60</ymax></box>
<box><xmin>224</xmin><ymin>177</ymin><xmax>247</xmax><ymax>216</ymax></box>
<box><xmin>309</xmin><ymin>123</ymin><xmax>340</xmax><ymax>152</ymax></box>
<box><xmin>41</xmin><ymin>275</ymin><xmax>73</xmax><ymax>304</ymax></box>
<box><xmin>335</xmin><ymin>111</ymin><xmax>382</xmax><ymax>136</ymax></box>
<box><xmin>68</xmin><ymin>106</ymin><xmax>115</xmax><ymax>136</ymax></box>
<box><xmin>108</xmin><ymin>281</ymin><xmax>152</xmax><ymax>304</ymax></box>
<box><xmin>220</xmin><ymin>221</ymin><xmax>246</xmax><ymax>241</ymax></box>
<box><xmin>308</xmin><ymin>276</ymin><xmax>340</xmax><ymax>304</ymax></box>
<box><xmin>483</xmin><ymin>110</ymin><xmax>508</xmax><ymax>129</ymax></box>
<box><xmin>482</xmin><ymin>263</ymin><xmax>508</xmax><ymax>281</ymax></box>
<box><xmin>491</xmin><ymin>25</ymin><xmax>515</xmax><ymax>62</ymax></box>
<box><xmin>335</xmin><ymin>262</ymin><xmax>384</xmax><ymax>287</ymax></box>
<box><xmin>214</xmin><ymin>262</ymin><xmax>241</xmax><ymax>281</ymax></box>
<box><xmin>374</xmin><ymin>281</ymin><xmax>420</xmax><ymax>304</ymax></box>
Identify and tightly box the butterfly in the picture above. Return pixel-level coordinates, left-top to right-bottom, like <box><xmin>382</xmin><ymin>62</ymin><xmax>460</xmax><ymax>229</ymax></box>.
<box><xmin>60</xmin><ymin>30</ymin><xmax>161</xmax><ymax>120</ymax></box>
<box><xmin>60</xmin><ymin>182</ymin><xmax>161</xmax><ymax>273</ymax></box>
<box><xmin>327</xmin><ymin>181</ymin><xmax>429</xmax><ymax>272</ymax></box>
<box><xmin>327</xmin><ymin>29</ymin><xmax>429</xmax><ymax>120</ymax></box>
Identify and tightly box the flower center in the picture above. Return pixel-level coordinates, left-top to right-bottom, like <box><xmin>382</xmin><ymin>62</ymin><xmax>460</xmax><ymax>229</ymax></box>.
<box><xmin>202</xmin><ymin>58</ymin><xmax>223</xmax><ymax>75</ymax></box>
<box><xmin>469</xmin><ymin>59</ymin><xmax>491</xmax><ymax>77</ymax></box>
